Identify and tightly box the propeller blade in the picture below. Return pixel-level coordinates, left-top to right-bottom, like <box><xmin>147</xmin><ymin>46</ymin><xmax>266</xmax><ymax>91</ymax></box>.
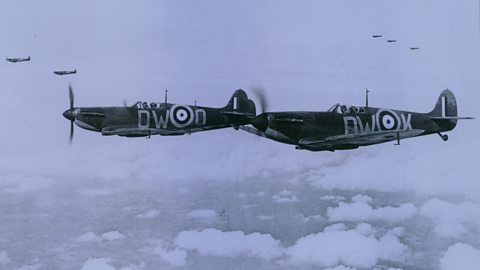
<box><xmin>252</xmin><ymin>86</ymin><xmax>268</xmax><ymax>114</ymax></box>
<box><xmin>69</xmin><ymin>120</ymin><xmax>74</xmax><ymax>144</ymax></box>
<box><xmin>69</xmin><ymin>84</ymin><xmax>74</xmax><ymax>109</ymax></box>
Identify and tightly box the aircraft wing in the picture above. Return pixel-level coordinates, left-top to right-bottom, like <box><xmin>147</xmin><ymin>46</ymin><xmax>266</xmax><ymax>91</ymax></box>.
<box><xmin>101</xmin><ymin>124</ymin><xmax>231</xmax><ymax>137</ymax></box>
<box><xmin>299</xmin><ymin>129</ymin><xmax>425</xmax><ymax>147</ymax></box>
<box><xmin>239</xmin><ymin>126</ymin><xmax>268</xmax><ymax>138</ymax></box>
<box><xmin>101</xmin><ymin>127</ymin><xmax>186</xmax><ymax>136</ymax></box>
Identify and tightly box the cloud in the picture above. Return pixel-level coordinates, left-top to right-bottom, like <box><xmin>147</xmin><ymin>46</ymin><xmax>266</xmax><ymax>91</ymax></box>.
<box><xmin>13</xmin><ymin>264</ymin><xmax>43</xmax><ymax>270</ymax></box>
<box><xmin>141</xmin><ymin>240</ymin><xmax>187</xmax><ymax>267</ymax></box>
<box><xmin>324</xmin><ymin>266</ymin><xmax>357</xmax><ymax>270</ymax></box>
<box><xmin>136</xmin><ymin>209</ymin><xmax>160</xmax><ymax>219</ymax></box>
<box><xmin>272</xmin><ymin>190</ymin><xmax>298</xmax><ymax>203</ymax></box>
<box><xmin>320</xmin><ymin>195</ymin><xmax>346</xmax><ymax>201</ymax></box>
<box><xmin>327</xmin><ymin>195</ymin><xmax>417</xmax><ymax>223</ymax></box>
<box><xmin>174</xmin><ymin>229</ymin><xmax>283</xmax><ymax>261</ymax></box>
<box><xmin>285</xmin><ymin>227</ymin><xmax>408</xmax><ymax>268</ymax></box>
<box><xmin>257</xmin><ymin>215</ymin><xmax>274</xmax><ymax>221</ymax></box>
<box><xmin>0</xmin><ymin>173</ymin><xmax>51</xmax><ymax>193</ymax></box>
<box><xmin>153</xmin><ymin>246</ymin><xmax>187</xmax><ymax>267</ymax></box>
<box><xmin>102</xmin><ymin>231</ymin><xmax>126</xmax><ymax>241</ymax></box>
<box><xmin>439</xmin><ymin>243</ymin><xmax>480</xmax><ymax>270</ymax></box>
<box><xmin>0</xmin><ymin>251</ymin><xmax>11</xmax><ymax>265</ymax></box>
<box><xmin>420</xmin><ymin>199</ymin><xmax>480</xmax><ymax>238</ymax></box>
<box><xmin>76</xmin><ymin>232</ymin><xmax>101</xmax><ymax>243</ymax></box>
<box><xmin>81</xmin><ymin>188</ymin><xmax>113</xmax><ymax>196</ymax></box>
<box><xmin>119</xmin><ymin>261</ymin><xmax>146</xmax><ymax>270</ymax></box>
<box><xmin>323</xmin><ymin>223</ymin><xmax>348</xmax><ymax>233</ymax></box>
<box><xmin>186</xmin><ymin>209</ymin><xmax>217</xmax><ymax>219</ymax></box>
<box><xmin>76</xmin><ymin>231</ymin><xmax>126</xmax><ymax>243</ymax></box>
<box><xmin>299</xmin><ymin>214</ymin><xmax>324</xmax><ymax>223</ymax></box>
<box><xmin>303</xmin><ymin>144</ymin><xmax>480</xmax><ymax>201</ymax></box>
<box><xmin>80</xmin><ymin>258</ymin><xmax>115</xmax><ymax>270</ymax></box>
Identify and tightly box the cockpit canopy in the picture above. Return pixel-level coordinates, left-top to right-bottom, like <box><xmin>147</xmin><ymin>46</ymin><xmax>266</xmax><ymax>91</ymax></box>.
<box><xmin>328</xmin><ymin>103</ymin><xmax>366</xmax><ymax>115</ymax></box>
<box><xmin>132</xmin><ymin>101</ymin><xmax>167</xmax><ymax>109</ymax></box>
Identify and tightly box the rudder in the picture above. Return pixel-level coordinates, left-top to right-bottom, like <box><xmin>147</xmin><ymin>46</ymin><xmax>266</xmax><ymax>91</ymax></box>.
<box><xmin>430</xmin><ymin>89</ymin><xmax>457</xmax><ymax>118</ymax></box>
<box><xmin>223</xmin><ymin>89</ymin><xmax>256</xmax><ymax>116</ymax></box>
<box><xmin>222</xmin><ymin>89</ymin><xmax>256</xmax><ymax>127</ymax></box>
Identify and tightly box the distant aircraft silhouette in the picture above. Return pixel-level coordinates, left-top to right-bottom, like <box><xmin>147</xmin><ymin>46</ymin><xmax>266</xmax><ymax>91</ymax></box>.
<box><xmin>6</xmin><ymin>56</ymin><xmax>30</xmax><ymax>63</ymax></box>
<box><xmin>54</xmin><ymin>69</ymin><xmax>76</xmax><ymax>76</ymax></box>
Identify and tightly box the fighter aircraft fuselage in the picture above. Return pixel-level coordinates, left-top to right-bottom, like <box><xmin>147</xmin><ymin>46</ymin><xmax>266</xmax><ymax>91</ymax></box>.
<box><xmin>242</xmin><ymin>90</ymin><xmax>472</xmax><ymax>151</ymax></box>
<box><xmin>63</xmin><ymin>89</ymin><xmax>256</xmax><ymax>140</ymax></box>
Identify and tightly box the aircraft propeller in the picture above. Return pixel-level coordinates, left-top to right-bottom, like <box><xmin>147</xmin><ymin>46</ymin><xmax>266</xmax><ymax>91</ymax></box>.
<box><xmin>250</xmin><ymin>87</ymin><xmax>270</xmax><ymax>132</ymax></box>
<box><xmin>252</xmin><ymin>86</ymin><xmax>268</xmax><ymax>114</ymax></box>
<box><xmin>62</xmin><ymin>84</ymin><xmax>75</xmax><ymax>144</ymax></box>
<box><xmin>68</xmin><ymin>84</ymin><xmax>75</xmax><ymax>144</ymax></box>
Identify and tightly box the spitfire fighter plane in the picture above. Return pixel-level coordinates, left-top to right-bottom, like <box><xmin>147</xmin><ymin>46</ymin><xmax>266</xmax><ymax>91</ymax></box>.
<box><xmin>6</xmin><ymin>56</ymin><xmax>30</xmax><ymax>63</ymax></box>
<box><xmin>62</xmin><ymin>86</ymin><xmax>255</xmax><ymax>143</ymax></box>
<box><xmin>242</xmin><ymin>89</ymin><xmax>473</xmax><ymax>152</ymax></box>
<box><xmin>54</xmin><ymin>69</ymin><xmax>76</xmax><ymax>76</ymax></box>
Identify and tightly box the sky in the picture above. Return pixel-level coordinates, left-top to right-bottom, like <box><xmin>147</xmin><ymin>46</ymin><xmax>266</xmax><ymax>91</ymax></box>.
<box><xmin>0</xmin><ymin>0</ymin><xmax>479</xmax><ymax>269</ymax></box>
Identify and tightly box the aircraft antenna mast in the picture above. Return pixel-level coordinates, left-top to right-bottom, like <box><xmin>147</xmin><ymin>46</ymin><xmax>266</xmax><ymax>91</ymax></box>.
<box><xmin>365</xmin><ymin>88</ymin><xmax>370</xmax><ymax>108</ymax></box>
<box><xmin>164</xmin><ymin>89</ymin><xmax>168</xmax><ymax>105</ymax></box>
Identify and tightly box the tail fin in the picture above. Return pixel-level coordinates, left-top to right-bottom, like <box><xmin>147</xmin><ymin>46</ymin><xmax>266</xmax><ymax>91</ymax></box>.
<box><xmin>429</xmin><ymin>89</ymin><xmax>457</xmax><ymax>118</ymax></box>
<box><xmin>429</xmin><ymin>89</ymin><xmax>473</xmax><ymax>131</ymax></box>
<box><xmin>222</xmin><ymin>89</ymin><xmax>256</xmax><ymax>126</ymax></box>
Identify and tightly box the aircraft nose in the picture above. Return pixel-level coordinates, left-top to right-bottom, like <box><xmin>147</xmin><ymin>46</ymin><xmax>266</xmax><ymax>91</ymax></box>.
<box><xmin>63</xmin><ymin>108</ymin><xmax>75</xmax><ymax>121</ymax></box>
<box><xmin>251</xmin><ymin>113</ymin><xmax>269</xmax><ymax>132</ymax></box>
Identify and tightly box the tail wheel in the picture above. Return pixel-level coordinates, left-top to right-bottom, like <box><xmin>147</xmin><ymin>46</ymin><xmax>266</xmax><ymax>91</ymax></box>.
<box><xmin>438</xmin><ymin>133</ymin><xmax>449</xmax><ymax>141</ymax></box>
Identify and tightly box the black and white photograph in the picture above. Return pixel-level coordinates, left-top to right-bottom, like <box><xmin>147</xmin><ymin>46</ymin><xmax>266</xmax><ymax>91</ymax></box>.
<box><xmin>0</xmin><ymin>1</ymin><xmax>479</xmax><ymax>269</ymax></box>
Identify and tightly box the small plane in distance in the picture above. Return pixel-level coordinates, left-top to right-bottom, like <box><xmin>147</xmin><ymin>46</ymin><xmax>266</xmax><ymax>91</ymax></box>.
<box><xmin>6</xmin><ymin>56</ymin><xmax>30</xmax><ymax>63</ymax></box>
<box><xmin>410</xmin><ymin>47</ymin><xmax>420</xmax><ymax>50</ymax></box>
<box><xmin>54</xmin><ymin>69</ymin><xmax>76</xmax><ymax>76</ymax></box>
<box><xmin>387</xmin><ymin>40</ymin><xmax>397</xmax><ymax>43</ymax></box>
<box><xmin>62</xmin><ymin>86</ymin><xmax>256</xmax><ymax>143</ymax></box>
<box><xmin>372</xmin><ymin>35</ymin><xmax>382</xmax><ymax>38</ymax></box>
<box><xmin>241</xmin><ymin>89</ymin><xmax>473</xmax><ymax>152</ymax></box>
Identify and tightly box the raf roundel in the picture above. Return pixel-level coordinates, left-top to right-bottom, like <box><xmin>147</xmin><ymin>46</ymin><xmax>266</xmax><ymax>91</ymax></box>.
<box><xmin>376</xmin><ymin>109</ymin><xmax>400</xmax><ymax>131</ymax></box>
<box><xmin>170</xmin><ymin>105</ymin><xmax>194</xmax><ymax>128</ymax></box>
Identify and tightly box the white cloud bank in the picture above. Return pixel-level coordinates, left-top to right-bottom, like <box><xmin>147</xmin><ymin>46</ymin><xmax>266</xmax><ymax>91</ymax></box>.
<box><xmin>327</xmin><ymin>195</ymin><xmax>417</xmax><ymax>223</ymax></box>
<box><xmin>174</xmin><ymin>229</ymin><xmax>283</xmax><ymax>261</ymax></box>
<box><xmin>286</xmin><ymin>226</ymin><xmax>408</xmax><ymax>268</ymax></box>
<box><xmin>172</xmin><ymin>225</ymin><xmax>408</xmax><ymax>269</ymax></box>
<box><xmin>420</xmin><ymin>199</ymin><xmax>480</xmax><ymax>238</ymax></box>
<box><xmin>440</xmin><ymin>243</ymin><xmax>480</xmax><ymax>270</ymax></box>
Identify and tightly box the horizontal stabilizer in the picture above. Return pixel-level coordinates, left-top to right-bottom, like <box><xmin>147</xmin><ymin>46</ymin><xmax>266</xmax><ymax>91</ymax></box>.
<box><xmin>222</xmin><ymin>111</ymin><xmax>254</xmax><ymax>117</ymax></box>
<box><xmin>430</xmin><ymin>116</ymin><xmax>474</xmax><ymax>120</ymax></box>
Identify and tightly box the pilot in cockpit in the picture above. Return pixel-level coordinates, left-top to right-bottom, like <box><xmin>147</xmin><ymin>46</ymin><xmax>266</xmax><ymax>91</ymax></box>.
<box><xmin>142</xmin><ymin>102</ymin><xmax>148</xmax><ymax>109</ymax></box>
